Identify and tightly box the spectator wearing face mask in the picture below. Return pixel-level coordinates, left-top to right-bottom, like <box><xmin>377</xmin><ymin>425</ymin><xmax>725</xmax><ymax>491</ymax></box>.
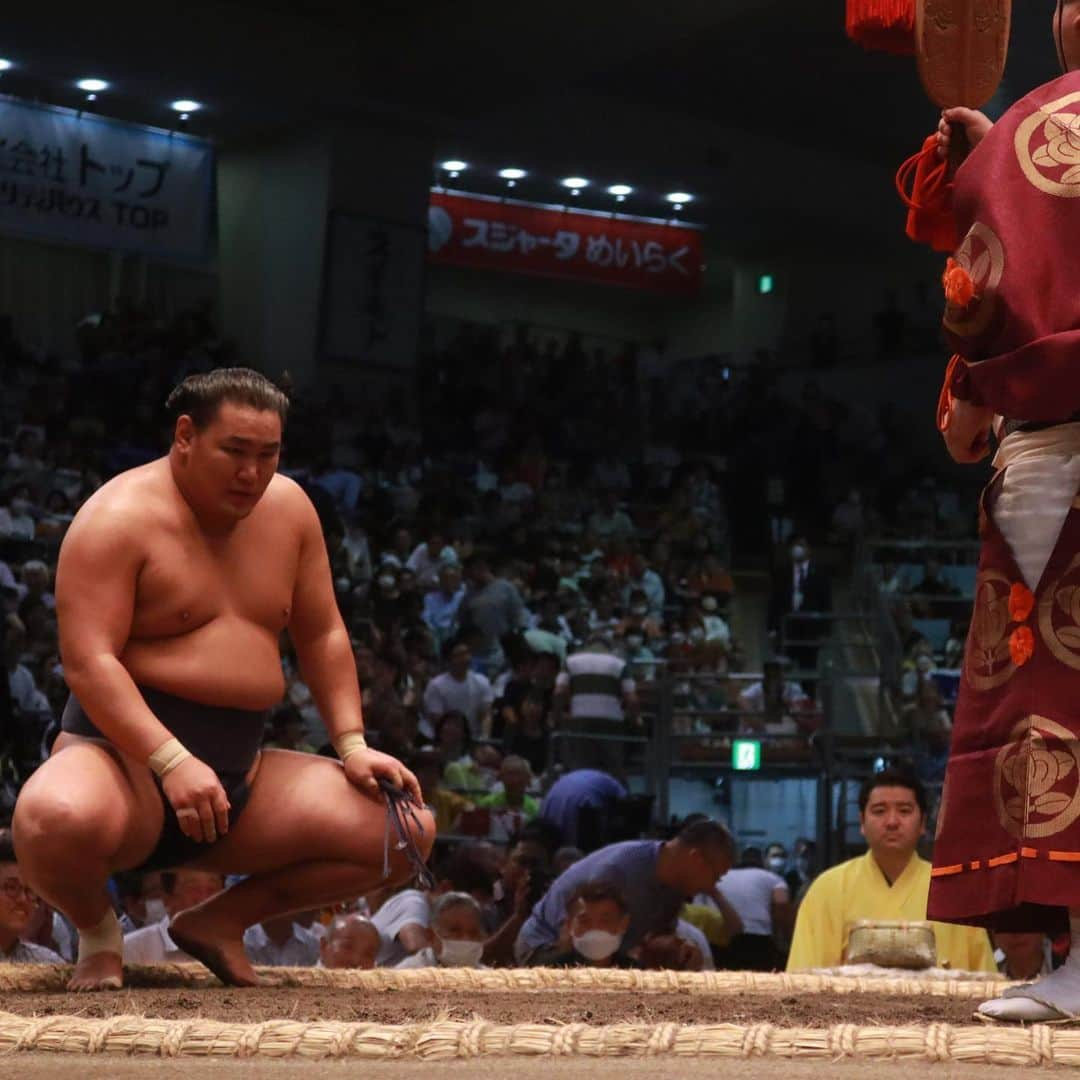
<box><xmin>122</xmin><ymin>870</ymin><xmax>225</xmax><ymax>965</ymax></box>
<box><xmin>615</xmin><ymin>589</ymin><xmax>663</xmax><ymax>645</ymax></box>
<box><xmin>395</xmin><ymin>892</ymin><xmax>487</xmax><ymax>969</ymax></box>
<box><xmin>698</xmin><ymin>595</ymin><xmax>731</xmax><ymax>647</ymax></box>
<box><xmin>765</xmin><ymin>843</ymin><xmax>789</xmax><ymax>878</ymax></box>
<box><xmin>112</xmin><ymin>870</ymin><xmax>167</xmax><ymax>934</ymax></box>
<box><xmin>703</xmin><ymin>846</ymin><xmax>792</xmax><ymax>971</ymax></box>
<box><xmin>548</xmin><ymin>881</ymin><xmax>637</xmax><ymax>967</ymax></box>
<box><xmin>517</xmin><ymin>818</ymin><xmax>735</xmax><ymax>963</ymax></box>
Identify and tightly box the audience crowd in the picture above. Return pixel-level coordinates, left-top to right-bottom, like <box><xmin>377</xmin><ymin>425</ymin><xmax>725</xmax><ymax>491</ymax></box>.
<box><xmin>0</xmin><ymin>307</ymin><xmax>1021</xmax><ymax>978</ymax></box>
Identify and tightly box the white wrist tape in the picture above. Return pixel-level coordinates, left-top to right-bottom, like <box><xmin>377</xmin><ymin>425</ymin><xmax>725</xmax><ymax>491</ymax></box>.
<box><xmin>147</xmin><ymin>737</ymin><xmax>192</xmax><ymax>778</ymax></box>
<box><xmin>333</xmin><ymin>731</ymin><xmax>368</xmax><ymax>761</ymax></box>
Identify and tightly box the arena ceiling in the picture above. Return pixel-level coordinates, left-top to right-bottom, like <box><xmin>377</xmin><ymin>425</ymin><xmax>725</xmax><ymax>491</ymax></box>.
<box><xmin>0</xmin><ymin>2</ymin><xmax>1064</xmax><ymax>248</ymax></box>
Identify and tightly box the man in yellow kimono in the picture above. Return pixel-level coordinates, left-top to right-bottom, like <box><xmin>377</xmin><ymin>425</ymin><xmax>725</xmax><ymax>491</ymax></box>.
<box><xmin>787</xmin><ymin>768</ymin><xmax>996</xmax><ymax>972</ymax></box>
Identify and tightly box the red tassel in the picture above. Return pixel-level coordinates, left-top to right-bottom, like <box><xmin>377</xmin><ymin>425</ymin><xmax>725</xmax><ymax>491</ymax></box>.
<box><xmin>846</xmin><ymin>0</ymin><xmax>915</xmax><ymax>55</ymax></box>
<box><xmin>895</xmin><ymin>135</ymin><xmax>960</xmax><ymax>253</ymax></box>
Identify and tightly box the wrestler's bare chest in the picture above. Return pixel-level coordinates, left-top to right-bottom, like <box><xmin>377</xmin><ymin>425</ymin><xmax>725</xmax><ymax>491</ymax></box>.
<box><xmin>129</xmin><ymin>512</ymin><xmax>298</xmax><ymax>641</ymax></box>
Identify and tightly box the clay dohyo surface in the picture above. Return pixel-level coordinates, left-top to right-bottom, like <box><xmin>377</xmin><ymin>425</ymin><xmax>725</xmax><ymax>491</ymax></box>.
<box><xmin>0</xmin><ymin>987</ymin><xmax>982</xmax><ymax>1027</ymax></box>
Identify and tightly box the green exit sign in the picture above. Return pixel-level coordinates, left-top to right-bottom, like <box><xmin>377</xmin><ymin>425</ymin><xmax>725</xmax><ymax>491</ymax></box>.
<box><xmin>758</xmin><ymin>274</ymin><xmax>774</xmax><ymax>295</ymax></box>
<box><xmin>732</xmin><ymin>739</ymin><xmax>762</xmax><ymax>771</ymax></box>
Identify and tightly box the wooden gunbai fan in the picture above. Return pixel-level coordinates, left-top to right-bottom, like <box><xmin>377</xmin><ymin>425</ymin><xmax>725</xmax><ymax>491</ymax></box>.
<box><xmin>915</xmin><ymin>0</ymin><xmax>1012</xmax><ymax>112</ymax></box>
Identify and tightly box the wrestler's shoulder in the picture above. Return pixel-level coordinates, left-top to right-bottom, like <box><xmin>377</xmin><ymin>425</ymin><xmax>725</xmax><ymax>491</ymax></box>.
<box><xmin>69</xmin><ymin>461</ymin><xmax>173</xmax><ymax>532</ymax></box>
<box><xmin>258</xmin><ymin>473</ymin><xmax>321</xmax><ymax>521</ymax></box>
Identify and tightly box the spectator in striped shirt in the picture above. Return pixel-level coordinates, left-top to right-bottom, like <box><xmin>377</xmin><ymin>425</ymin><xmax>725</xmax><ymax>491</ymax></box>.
<box><xmin>554</xmin><ymin>636</ymin><xmax>638</xmax><ymax>776</ymax></box>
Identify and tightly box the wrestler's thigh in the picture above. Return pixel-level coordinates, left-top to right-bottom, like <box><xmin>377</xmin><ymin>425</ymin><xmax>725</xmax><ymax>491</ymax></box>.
<box><xmin>190</xmin><ymin>750</ymin><xmax>434</xmax><ymax>875</ymax></box>
<box><xmin>12</xmin><ymin>735</ymin><xmax>164</xmax><ymax>869</ymax></box>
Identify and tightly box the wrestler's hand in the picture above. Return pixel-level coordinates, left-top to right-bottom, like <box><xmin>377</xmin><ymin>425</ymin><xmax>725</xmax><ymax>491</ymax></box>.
<box><xmin>943</xmin><ymin>398</ymin><xmax>995</xmax><ymax>463</ymax></box>
<box><xmin>160</xmin><ymin>755</ymin><xmax>231</xmax><ymax>844</ymax></box>
<box><xmin>937</xmin><ymin>108</ymin><xmax>993</xmax><ymax>161</ymax></box>
<box><xmin>343</xmin><ymin>748</ymin><xmax>424</xmax><ymax>806</ymax></box>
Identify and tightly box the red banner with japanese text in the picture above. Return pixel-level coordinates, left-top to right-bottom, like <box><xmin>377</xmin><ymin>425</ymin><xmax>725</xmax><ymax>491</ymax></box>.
<box><xmin>427</xmin><ymin>190</ymin><xmax>703</xmax><ymax>296</ymax></box>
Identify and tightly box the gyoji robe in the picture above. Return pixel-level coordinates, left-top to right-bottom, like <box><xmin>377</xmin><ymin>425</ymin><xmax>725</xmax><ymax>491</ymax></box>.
<box><xmin>787</xmin><ymin>852</ymin><xmax>995</xmax><ymax>972</ymax></box>
<box><xmin>929</xmin><ymin>70</ymin><xmax>1080</xmax><ymax>930</ymax></box>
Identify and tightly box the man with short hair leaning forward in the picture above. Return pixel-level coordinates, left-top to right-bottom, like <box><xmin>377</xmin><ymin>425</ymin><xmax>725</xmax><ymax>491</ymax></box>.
<box><xmin>12</xmin><ymin>367</ymin><xmax>432</xmax><ymax>991</ymax></box>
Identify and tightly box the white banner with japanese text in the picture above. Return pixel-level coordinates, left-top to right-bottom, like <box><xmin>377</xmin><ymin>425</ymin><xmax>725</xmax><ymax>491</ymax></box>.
<box><xmin>0</xmin><ymin>96</ymin><xmax>213</xmax><ymax>261</ymax></box>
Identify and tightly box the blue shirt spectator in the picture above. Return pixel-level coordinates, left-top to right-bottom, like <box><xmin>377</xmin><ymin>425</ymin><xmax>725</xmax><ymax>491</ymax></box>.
<box><xmin>539</xmin><ymin>769</ymin><xmax>626</xmax><ymax>847</ymax></box>
<box><xmin>515</xmin><ymin>829</ymin><xmax>738</xmax><ymax>963</ymax></box>
<box><xmin>422</xmin><ymin>565</ymin><xmax>466</xmax><ymax>649</ymax></box>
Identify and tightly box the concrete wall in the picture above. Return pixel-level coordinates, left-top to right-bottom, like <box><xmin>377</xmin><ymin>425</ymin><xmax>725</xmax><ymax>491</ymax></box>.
<box><xmin>217</xmin><ymin>136</ymin><xmax>332</xmax><ymax>386</ymax></box>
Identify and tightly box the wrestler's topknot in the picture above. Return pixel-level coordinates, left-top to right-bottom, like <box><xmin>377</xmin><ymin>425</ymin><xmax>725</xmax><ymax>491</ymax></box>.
<box><xmin>165</xmin><ymin>367</ymin><xmax>290</xmax><ymax>430</ymax></box>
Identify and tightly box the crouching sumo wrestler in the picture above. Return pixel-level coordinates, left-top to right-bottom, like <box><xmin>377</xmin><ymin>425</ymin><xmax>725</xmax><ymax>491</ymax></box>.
<box><xmin>12</xmin><ymin>367</ymin><xmax>433</xmax><ymax>990</ymax></box>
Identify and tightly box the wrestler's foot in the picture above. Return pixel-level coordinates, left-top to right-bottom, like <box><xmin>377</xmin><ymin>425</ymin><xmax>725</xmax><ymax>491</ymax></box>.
<box><xmin>67</xmin><ymin>951</ymin><xmax>123</xmax><ymax>992</ymax></box>
<box><xmin>169</xmin><ymin>908</ymin><xmax>262</xmax><ymax>987</ymax></box>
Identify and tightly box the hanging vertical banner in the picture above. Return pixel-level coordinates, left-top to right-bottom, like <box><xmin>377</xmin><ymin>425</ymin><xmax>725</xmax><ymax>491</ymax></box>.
<box><xmin>0</xmin><ymin>96</ymin><xmax>213</xmax><ymax>261</ymax></box>
<box><xmin>322</xmin><ymin>212</ymin><xmax>427</xmax><ymax>369</ymax></box>
<box><xmin>428</xmin><ymin>189</ymin><xmax>704</xmax><ymax>295</ymax></box>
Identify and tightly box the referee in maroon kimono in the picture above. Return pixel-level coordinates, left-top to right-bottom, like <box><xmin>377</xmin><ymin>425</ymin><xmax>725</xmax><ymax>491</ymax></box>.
<box><xmin>931</xmin><ymin>0</ymin><xmax>1080</xmax><ymax>1022</ymax></box>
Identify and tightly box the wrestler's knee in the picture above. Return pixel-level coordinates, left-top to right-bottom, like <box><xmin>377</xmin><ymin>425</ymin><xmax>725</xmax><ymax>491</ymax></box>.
<box><xmin>12</xmin><ymin>783</ymin><xmax>120</xmax><ymax>861</ymax></box>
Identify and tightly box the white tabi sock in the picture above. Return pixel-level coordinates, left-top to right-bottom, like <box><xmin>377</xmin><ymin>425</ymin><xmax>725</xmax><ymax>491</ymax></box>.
<box><xmin>979</xmin><ymin>916</ymin><xmax>1080</xmax><ymax>1022</ymax></box>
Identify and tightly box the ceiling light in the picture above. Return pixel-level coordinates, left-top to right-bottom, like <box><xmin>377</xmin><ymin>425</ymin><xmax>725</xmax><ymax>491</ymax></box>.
<box><xmin>441</xmin><ymin>160</ymin><xmax>467</xmax><ymax>172</ymax></box>
<box><xmin>608</xmin><ymin>185</ymin><xmax>633</xmax><ymax>197</ymax></box>
<box><xmin>77</xmin><ymin>78</ymin><xmax>109</xmax><ymax>92</ymax></box>
<box><xmin>171</xmin><ymin>100</ymin><xmax>202</xmax><ymax>114</ymax></box>
<box><xmin>499</xmin><ymin>168</ymin><xmax>526</xmax><ymax>180</ymax></box>
<box><xmin>0</xmin><ymin>60</ymin><xmax>13</xmax><ymax>72</ymax></box>
<box><xmin>561</xmin><ymin>177</ymin><xmax>589</xmax><ymax>190</ymax></box>
<box><xmin>666</xmin><ymin>192</ymin><xmax>693</xmax><ymax>204</ymax></box>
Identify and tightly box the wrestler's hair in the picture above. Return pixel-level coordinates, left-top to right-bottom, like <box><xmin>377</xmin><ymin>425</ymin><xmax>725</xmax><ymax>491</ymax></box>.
<box><xmin>165</xmin><ymin>367</ymin><xmax>289</xmax><ymax>430</ymax></box>
<box><xmin>858</xmin><ymin>766</ymin><xmax>927</xmax><ymax>817</ymax></box>
<box><xmin>0</xmin><ymin>832</ymin><xmax>14</xmax><ymax>864</ymax></box>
